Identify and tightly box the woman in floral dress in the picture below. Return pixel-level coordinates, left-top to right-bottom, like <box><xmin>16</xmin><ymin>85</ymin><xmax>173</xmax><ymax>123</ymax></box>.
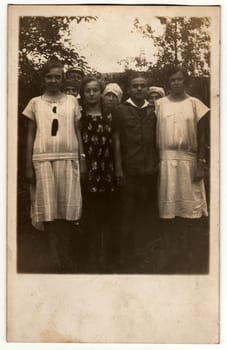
<box><xmin>80</xmin><ymin>77</ymin><xmax>115</xmax><ymax>266</ymax></box>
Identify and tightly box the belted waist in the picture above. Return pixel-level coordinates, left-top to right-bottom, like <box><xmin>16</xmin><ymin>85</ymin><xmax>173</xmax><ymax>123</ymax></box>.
<box><xmin>32</xmin><ymin>152</ymin><xmax>79</xmax><ymax>161</ymax></box>
<box><xmin>160</xmin><ymin>150</ymin><xmax>196</xmax><ymax>161</ymax></box>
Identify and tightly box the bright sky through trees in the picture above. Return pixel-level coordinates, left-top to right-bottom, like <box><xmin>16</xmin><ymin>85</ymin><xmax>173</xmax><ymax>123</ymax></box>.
<box><xmin>70</xmin><ymin>14</ymin><xmax>164</xmax><ymax>73</ymax></box>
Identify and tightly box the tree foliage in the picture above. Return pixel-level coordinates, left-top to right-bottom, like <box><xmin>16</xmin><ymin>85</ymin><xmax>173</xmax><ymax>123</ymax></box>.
<box><xmin>19</xmin><ymin>16</ymin><xmax>97</xmax><ymax>85</ymax></box>
<box><xmin>133</xmin><ymin>16</ymin><xmax>210</xmax><ymax>76</ymax></box>
<box><xmin>118</xmin><ymin>50</ymin><xmax>152</xmax><ymax>72</ymax></box>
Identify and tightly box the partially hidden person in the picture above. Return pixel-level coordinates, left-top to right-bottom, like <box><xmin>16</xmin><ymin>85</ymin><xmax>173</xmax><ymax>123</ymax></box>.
<box><xmin>102</xmin><ymin>82</ymin><xmax>123</xmax><ymax>115</ymax></box>
<box><xmin>147</xmin><ymin>86</ymin><xmax>165</xmax><ymax>111</ymax></box>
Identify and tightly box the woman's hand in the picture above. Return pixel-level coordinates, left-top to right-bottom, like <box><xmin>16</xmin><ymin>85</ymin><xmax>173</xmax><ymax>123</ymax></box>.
<box><xmin>193</xmin><ymin>159</ymin><xmax>206</xmax><ymax>182</ymax></box>
<box><xmin>116</xmin><ymin>169</ymin><xmax>125</xmax><ymax>187</ymax></box>
<box><xmin>80</xmin><ymin>158</ymin><xmax>87</xmax><ymax>181</ymax></box>
<box><xmin>25</xmin><ymin>165</ymin><xmax>36</xmax><ymax>185</ymax></box>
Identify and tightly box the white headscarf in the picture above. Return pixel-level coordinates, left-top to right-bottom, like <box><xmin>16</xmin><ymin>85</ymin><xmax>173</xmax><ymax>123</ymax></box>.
<box><xmin>148</xmin><ymin>86</ymin><xmax>165</xmax><ymax>98</ymax></box>
<box><xmin>103</xmin><ymin>83</ymin><xmax>123</xmax><ymax>103</ymax></box>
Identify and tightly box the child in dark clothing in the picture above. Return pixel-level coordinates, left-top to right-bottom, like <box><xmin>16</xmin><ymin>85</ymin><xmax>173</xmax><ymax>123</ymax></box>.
<box><xmin>112</xmin><ymin>73</ymin><xmax>159</xmax><ymax>264</ymax></box>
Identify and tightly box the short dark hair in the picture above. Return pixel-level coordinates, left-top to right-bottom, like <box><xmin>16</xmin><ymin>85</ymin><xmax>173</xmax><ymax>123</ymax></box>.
<box><xmin>62</xmin><ymin>80</ymin><xmax>79</xmax><ymax>89</ymax></box>
<box><xmin>41</xmin><ymin>59</ymin><xmax>64</xmax><ymax>77</ymax></box>
<box><xmin>127</xmin><ymin>71</ymin><xmax>147</xmax><ymax>87</ymax></box>
<box><xmin>80</xmin><ymin>76</ymin><xmax>105</xmax><ymax>94</ymax></box>
<box><xmin>165</xmin><ymin>64</ymin><xmax>189</xmax><ymax>85</ymax></box>
<box><xmin>80</xmin><ymin>76</ymin><xmax>105</xmax><ymax>106</ymax></box>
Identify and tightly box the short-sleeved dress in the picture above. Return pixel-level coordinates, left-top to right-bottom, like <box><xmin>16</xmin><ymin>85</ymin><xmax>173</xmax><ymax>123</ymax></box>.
<box><xmin>23</xmin><ymin>94</ymin><xmax>82</xmax><ymax>230</ymax></box>
<box><xmin>156</xmin><ymin>95</ymin><xmax>209</xmax><ymax>219</ymax></box>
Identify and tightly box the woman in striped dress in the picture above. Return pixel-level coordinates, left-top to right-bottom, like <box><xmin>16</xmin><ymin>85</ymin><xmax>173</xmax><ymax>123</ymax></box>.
<box><xmin>23</xmin><ymin>60</ymin><xmax>86</xmax><ymax>269</ymax></box>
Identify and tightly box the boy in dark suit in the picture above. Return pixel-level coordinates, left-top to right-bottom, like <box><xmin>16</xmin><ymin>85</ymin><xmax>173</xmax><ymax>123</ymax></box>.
<box><xmin>112</xmin><ymin>73</ymin><xmax>159</xmax><ymax>264</ymax></box>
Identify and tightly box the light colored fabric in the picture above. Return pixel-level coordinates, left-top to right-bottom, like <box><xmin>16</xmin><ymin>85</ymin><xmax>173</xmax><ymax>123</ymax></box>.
<box><xmin>158</xmin><ymin>154</ymin><xmax>208</xmax><ymax>218</ymax></box>
<box><xmin>23</xmin><ymin>94</ymin><xmax>82</xmax><ymax>230</ymax></box>
<box><xmin>160</xmin><ymin>150</ymin><xmax>196</xmax><ymax>161</ymax></box>
<box><xmin>103</xmin><ymin>83</ymin><xmax>123</xmax><ymax>102</ymax></box>
<box><xmin>126</xmin><ymin>98</ymin><xmax>149</xmax><ymax>109</ymax></box>
<box><xmin>31</xmin><ymin>160</ymin><xmax>82</xmax><ymax>230</ymax></box>
<box><xmin>23</xmin><ymin>94</ymin><xmax>81</xmax><ymax>161</ymax></box>
<box><xmin>156</xmin><ymin>95</ymin><xmax>209</xmax><ymax>152</ymax></box>
<box><xmin>148</xmin><ymin>86</ymin><xmax>165</xmax><ymax>97</ymax></box>
<box><xmin>33</xmin><ymin>152</ymin><xmax>78</xmax><ymax>161</ymax></box>
<box><xmin>156</xmin><ymin>95</ymin><xmax>209</xmax><ymax>219</ymax></box>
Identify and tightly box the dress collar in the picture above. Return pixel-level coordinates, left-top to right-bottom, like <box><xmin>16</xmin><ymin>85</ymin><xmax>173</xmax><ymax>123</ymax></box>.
<box><xmin>126</xmin><ymin>98</ymin><xmax>149</xmax><ymax>109</ymax></box>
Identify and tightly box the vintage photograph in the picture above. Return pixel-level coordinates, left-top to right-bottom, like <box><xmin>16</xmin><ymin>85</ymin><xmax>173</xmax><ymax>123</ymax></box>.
<box><xmin>17</xmin><ymin>6</ymin><xmax>211</xmax><ymax>274</ymax></box>
<box><xmin>7</xmin><ymin>4</ymin><xmax>220</xmax><ymax>343</ymax></box>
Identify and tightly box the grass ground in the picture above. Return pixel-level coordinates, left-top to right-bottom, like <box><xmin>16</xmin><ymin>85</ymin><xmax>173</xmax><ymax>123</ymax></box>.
<box><xmin>17</xmin><ymin>189</ymin><xmax>209</xmax><ymax>275</ymax></box>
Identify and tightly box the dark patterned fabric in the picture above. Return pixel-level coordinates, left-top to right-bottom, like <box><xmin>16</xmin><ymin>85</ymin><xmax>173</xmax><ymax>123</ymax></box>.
<box><xmin>81</xmin><ymin>112</ymin><xmax>115</xmax><ymax>193</ymax></box>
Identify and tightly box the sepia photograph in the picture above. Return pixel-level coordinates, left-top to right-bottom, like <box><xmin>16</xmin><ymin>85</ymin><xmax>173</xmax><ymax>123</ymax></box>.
<box><xmin>17</xmin><ymin>7</ymin><xmax>212</xmax><ymax>275</ymax></box>
<box><xmin>7</xmin><ymin>4</ymin><xmax>220</xmax><ymax>343</ymax></box>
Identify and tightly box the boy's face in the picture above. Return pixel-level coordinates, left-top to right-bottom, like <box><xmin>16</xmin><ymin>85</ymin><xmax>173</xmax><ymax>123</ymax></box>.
<box><xmin>64</xmin><ymin>85</ymin><xmax>79</xmax><ymax>97</ymax></box>
<box><xmin>128</xmin><ymin>77</ymin><xmax>148</xmax><ymax>103</ymax></box>
<box><xmin>67</xmin><ymin>71</ymin><xmax>83</xmax><ymax>85</ymax></box>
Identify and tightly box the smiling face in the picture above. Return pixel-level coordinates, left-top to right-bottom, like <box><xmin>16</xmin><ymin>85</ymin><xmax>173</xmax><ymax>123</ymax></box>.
<box><xmin>84</xmin><ymin>80</ymin><xmax>102</xmax><ymax>106</ymax></box>
<box><xmin>44</xmin><ymin>67</ymin><xmax>63</xmax><ymax>93</ymax></box>
<box><xmin>169</xmin><ymin>70</ymin><xmax>185</xmax><ymax>96</ymax></box>
<box><xmin>128</xmin><ymin>77</ymin><xmax>148</xmax><ymax>104</ymax></box>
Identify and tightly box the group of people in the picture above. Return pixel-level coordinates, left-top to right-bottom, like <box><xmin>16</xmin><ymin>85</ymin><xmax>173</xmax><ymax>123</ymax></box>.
<box><xmin>22</xmin><ymin>60</ymin><xmax>209</xmax><ymax>270</ymax></box>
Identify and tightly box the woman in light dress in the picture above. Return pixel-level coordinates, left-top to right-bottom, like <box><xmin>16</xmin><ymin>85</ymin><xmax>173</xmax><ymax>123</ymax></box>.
<box><xmin>155</xmin><ymin>65</ymin><xmax>209</xmax><ymax>255</ymax></box>
<box><xmin>23</xmin><ymin>60</ymin><xmax>86</xmax><ymax>270</ymax></box>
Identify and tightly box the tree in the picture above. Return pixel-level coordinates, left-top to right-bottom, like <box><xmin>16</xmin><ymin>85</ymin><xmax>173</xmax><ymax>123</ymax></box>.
<box><xmin>18</xmin><ymin>16</ymin><xmax>97</xmax><ymax>109</ymax></box>
<box><xmin>19</xmin><ymin>16</ymin><xmax>97</xmax><ymax>85</ymax></box>
<box><xmin>118</xmin><ymin>50</ymin><xmax>152</xmax><ymax>72</ymax></box>
<box><xmin>133</xmin><ymin>16</ymin><xmax>211</xmax><ymax>76</ymax></box>
<box><xmin>18</xmin><ymin>16</ymin><xmax>98</xmax><ymax>194</ymax></box>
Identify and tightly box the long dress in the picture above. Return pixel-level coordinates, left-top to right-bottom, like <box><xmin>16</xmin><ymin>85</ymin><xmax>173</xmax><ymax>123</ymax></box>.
<box><xmin>155</xmin><ymin>95</ymin><xmax>209</xmax><ymax>219</ymax></box>
<box><xmin>80</xmin><ymin>111</ymin><xmax>115</xmax><ymax>258</ymax></box>
<box><xmin>22</xmin><ymin>94</ymin><xmax>82</xmax><ymax>230</ymax></box>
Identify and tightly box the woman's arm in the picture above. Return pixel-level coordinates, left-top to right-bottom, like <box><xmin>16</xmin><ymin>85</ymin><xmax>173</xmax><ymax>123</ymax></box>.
<box><xmin>75</xmin><ymin>121</ymin><xmax>87</xmax><ymax>177</ymax></box>
<box><xmin>25</xmin><ymin>119</ymin><xmax>36</xmax><ymax>184</ymax></box>
<box><xmin>113</xmin><ymin>131</ymin><xmax>125</xmax><ymax>186</ymax></box>
<box><xmin>194</xmin><ymin>112</ymin><xmax>209</xmax><ymax>181</ymax></box>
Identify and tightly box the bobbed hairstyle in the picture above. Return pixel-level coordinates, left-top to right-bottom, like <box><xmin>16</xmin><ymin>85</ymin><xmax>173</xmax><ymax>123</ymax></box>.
<box><xmin>41</xmin><ymin>59</ymin><xmax>64</xmax><ymax>78</ymax></box>
<box><xmin>164</xmin><ymin>64</ymin><xmax>189</xmax><ymax>86</ymax></box>
<box><xmin>80</xmin><ymin>76</ymin><xmax>105</xmax><ymax>103</ymax></box>
<box><xmin>80</xmin><ymin>76</ymin><xmax>106</xmax><ymax>116</ymax></box>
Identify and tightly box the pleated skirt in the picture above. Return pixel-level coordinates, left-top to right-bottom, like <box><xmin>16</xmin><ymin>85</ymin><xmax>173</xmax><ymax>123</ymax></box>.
<box><xmin>30</xmin><ymin>159</ymin><xmax>82</xmax><ymax>230</ymax></box>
